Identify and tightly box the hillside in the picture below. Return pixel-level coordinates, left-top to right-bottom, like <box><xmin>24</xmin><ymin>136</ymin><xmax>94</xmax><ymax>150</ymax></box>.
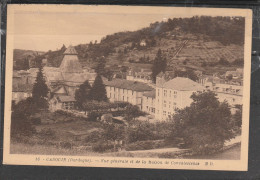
<box><xmin>13</xmin><ymin>16</ymin><xmax>245</xmax><ymax>72</ymax></box>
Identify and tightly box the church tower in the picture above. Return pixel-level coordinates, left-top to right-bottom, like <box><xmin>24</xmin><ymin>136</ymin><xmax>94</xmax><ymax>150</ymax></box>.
<box><xmin>59</xmin><ymin>45</ymin><xmax>83</xmax><ymax>73</ymax></box>
<box><xmin>59</xmin><ymin>45</ymin><xmax>85</xmax><ymax>96</ymax></box>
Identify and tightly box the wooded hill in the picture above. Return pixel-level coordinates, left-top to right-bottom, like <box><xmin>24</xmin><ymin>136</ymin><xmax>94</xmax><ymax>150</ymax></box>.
<box><xmin>14</xmin><ymin>16</ymin><xmax>245</xmax><ymax>70</ymax></box>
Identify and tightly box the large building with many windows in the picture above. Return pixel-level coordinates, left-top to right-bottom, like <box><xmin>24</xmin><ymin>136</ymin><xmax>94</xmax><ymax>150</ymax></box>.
<box><xmin>104</xmin><ymin>78</ymin><xmax>154</xmax><ymax>109</ymax></box>
<box><xmin>155</xmin><ymin>77</ymin><xmax>205</xmax><ymax>120</ymax></box>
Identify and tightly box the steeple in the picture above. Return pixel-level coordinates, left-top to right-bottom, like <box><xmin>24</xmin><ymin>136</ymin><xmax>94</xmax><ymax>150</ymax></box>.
<box><xmin>59</xmin><ymin>45</ymin><xmax>83</xmax><ymax>73</ymax></box>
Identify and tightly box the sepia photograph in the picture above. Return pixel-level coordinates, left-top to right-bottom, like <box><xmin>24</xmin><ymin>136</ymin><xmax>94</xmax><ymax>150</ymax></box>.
<box><xmin>3</xmin><ymin>5</ymin><xmax>252</xmax><ymax>171</ymax></box>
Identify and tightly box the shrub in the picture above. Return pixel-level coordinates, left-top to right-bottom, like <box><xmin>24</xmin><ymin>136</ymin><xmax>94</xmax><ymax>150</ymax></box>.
<box><xmin>38</xmin><ymin>128</ymin><xmax>56</xmax><ymax>140</ymax></box>
<box><xmin>84</xmin><ymin>130</ymin><xmax>104</xmax><ymax>143</ymax></box>
<box><xmin>92</xmin><ymin>141</ymin><xmax>114</xmax><ymax>153</ymax></box>
<box><xmin>87</xmin><ymin>111</ymin><xmax>100</xmax><ymax>121</ymax></box>
<box><xmin>126</xmin><ymin>120</ymin><xmax>157</xmax><ymax>143</ymax></box>
<box><xmin>31</xmin><ymin>117</ymin><xmax>41</xmax><ymax>125</ymax></box>
<box><xmin>126</xmin><ymin>140</ymin><xmax>166</xmax><ymax>151</ymax></box>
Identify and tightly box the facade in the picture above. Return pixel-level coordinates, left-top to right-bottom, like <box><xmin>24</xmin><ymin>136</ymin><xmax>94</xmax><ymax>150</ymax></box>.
<box><xmin>155</xmin><ymin>77</ymin><xmax>205</xmax><ymax>120</ymax></box>
<box><xmin>49</xmin><ymin>95</ymin><xmax>76</xmax><ymax>111</ymax></box>
<box><xmin>142</xmin><ymin>90</ymin><xmax>156</xmax><ymax>115</ymax></box>
<box><xmin>206</xmin><ymin>82</ymin><xmax>243</xmax><ymax>106</ymax></box>
<box><xmin>104</xmin><ymin>79</ymin><xmax>154</xmax><ymax>109</ymax></box>
<box><xmin>12</xmin><ymin>84</ymin><xmax>33</xmax><ymax>103</ymax></box>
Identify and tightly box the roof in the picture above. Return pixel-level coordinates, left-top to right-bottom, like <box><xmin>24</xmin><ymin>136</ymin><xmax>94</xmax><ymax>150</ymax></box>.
<box><xmin>143</xmin><ymin>89</ymin><xmax>156</xmax><ymax>98</ymax></box>
<box><xmin>63</xmin><ymin>45</ymin><xmax>78</xmax><ymax>55</ymax></box>
<box><xmin>59</xmin><ymin>54</ymin><xmax>83</xmax><ymax>73</ymax></box>
<box><xmin>163</xmin><ymin>77</ymin><xmax>204</xmax><ymax>91</ymax></box>
<box><xmin>57</xmin><ymin>95</ymin><xmax>76</xmax><ymax>102</ymax></box>
<box><xmin>13</xmin><ymin>84</ymin><xmax>33</xmax><ymax>92</ymax></box>
<box><xmin>104</xmin><ymin>79</ymin><xmax>154</xmax><ymax>92</ymax></box>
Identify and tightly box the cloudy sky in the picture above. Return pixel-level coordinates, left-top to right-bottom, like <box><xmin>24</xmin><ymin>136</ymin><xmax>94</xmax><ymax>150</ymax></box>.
<box><xmin>8</xmin><ymin>5</ymin><xmax>244</xmax><ymax>51</ymax></box>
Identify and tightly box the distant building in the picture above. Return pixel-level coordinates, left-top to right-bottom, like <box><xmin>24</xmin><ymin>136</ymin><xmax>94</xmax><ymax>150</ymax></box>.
<box><xmin>140</xmin><ymin>40</ymin><xmax>147</xmax><ymax>47</ymax></box>
<box><xmin>126</xmin><ymin>68</ymin><xmax>152</xmax><ymax>85</ymax></box>
<box><xmin>104</xmin><ymin>79</ymin><xmax>154</xmax><ymax>109</ymax></box>
<box><xmin>12</xmin><ymin>84</ymin><xmax>33</xmax><ymax>104</ymax></box>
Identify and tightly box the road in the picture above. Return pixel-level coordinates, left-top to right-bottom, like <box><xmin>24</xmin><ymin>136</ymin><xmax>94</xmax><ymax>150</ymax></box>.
<box><xmin>187</xmin><ymin>144</ymin><xmax>241</xmax><ymax>160</ymax></box>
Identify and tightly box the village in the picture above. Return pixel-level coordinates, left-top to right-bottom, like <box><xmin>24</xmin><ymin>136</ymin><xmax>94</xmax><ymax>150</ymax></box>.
<box><xmin>12</xmin><ymin>45</ymin><xmax>243</xmax><ymax>121</ymax></box>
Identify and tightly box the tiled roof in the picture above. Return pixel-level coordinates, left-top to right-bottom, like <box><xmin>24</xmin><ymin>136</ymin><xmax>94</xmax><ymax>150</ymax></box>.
<box><xmin>104</xmin><ymin>78</ymin><xmax>154</xmax><ymax>92</ymax></box>
<box><xmin>163</xmin><ymin>77</ymin><xmax>204</xmax><ymax>91</ymax></box>
<box><xmin>143</xmin><ymin>89</ymin><xmax>156</xmax><ymax>98</ymax></box>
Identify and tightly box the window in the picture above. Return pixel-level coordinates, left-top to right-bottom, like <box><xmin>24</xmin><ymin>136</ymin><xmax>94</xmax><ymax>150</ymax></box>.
<box><xmin>163</xmin><ymin>111</ymin><xmax>166</xmax><ymax>116</ymax></box>
<box><xmin>174</xmin><ymin>95</ymin><xmax>177</xmax><ymax>98</ymax></box>
<box><xmin>169</xmin><ymin>91</ymin><xmax>171</xmax><ymax>97</ymax></box>
<box><xmin>164</xmin><ymin>90</ymin><xmax>167</xmax><ymax>97</ymax></box>
<box><xmin>158</xmin><ymin>89</ymin><xmax>160</xmax><ymax>96</ymax></box>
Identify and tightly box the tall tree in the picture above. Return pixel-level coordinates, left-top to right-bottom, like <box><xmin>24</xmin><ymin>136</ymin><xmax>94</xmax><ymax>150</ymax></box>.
<box><xmin>75</xmin><ymin>80</ymin><xmax>92</xmax><ymax>109</ymax></box>
<box><xmin>32</xmin><ymin>65</ymin><xmax>49</xmax><ymax>109</ymax></box>
<box><xmin>151</xmin><ymin>49</ymin><xmax>167</xmax><ymax>83</ymax></box>
<box><xmin>95</xmin><ymin>56</ymin><xmax>106</xmax><ymax>75</ymax></box>
<box><xmin>170</xmin><ymin>91</ymin><xmax>234</xmax><ymax>155</ymax></box>
<box><xmin>89</xmin><ymin>74</ymin><xmax>108</xmax><ymax>102</ymax></box>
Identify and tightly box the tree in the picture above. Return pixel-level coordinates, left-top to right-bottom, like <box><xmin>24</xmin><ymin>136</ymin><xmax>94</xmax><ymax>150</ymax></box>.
<box><xmin>170</xmin><ymin>91</ymin><xmax>234</xmax><ymax>155</ymax></box>
<box><xmin>32</xmin><ymin>65</ymin><xmax>49</xmax><ymax>110</ymax></box>
<box><xmin>11</xmin><ymin>98</ymin><xmax>36</xmax><ymax>138</ymax></box>
<box><xmin>89</xmin><ymin>74</ymin><xmax>108</xmax><ymax>102</ymax></box>
<box><xmin>232</xmin><ymin>105</ymin><xmax>242</xmax><ymax>129</ymax></box>
<box><xmin>95</xmin><ymin>56</ymin><xmax>106</xmax><ymax>75</ymax></box>
<box><xmin>75</xmin><ymin>80</ymin><xmax>92</xmax><ymax>110</ymax></box>
<box><xmin>124</xmin><ymin>104</ymin><xmax>145</xmax><ymax>121</ymax></box>
<box><xmin>151</xmin><ymin>49</ymin><xmax>167</xmax><ymax>83</ymax></box>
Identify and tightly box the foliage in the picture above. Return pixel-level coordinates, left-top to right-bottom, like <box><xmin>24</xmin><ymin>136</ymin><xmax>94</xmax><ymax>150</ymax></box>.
<box><xmin>102</xmin><ymin>122</ymin><xmax>125</xmax><ymax>141</ymax></box>
<box><xmin>32</xmin><ymin>65</ymin><xmax>49</xmax><ymax>110</ymax></box>
<box><xmin>74</xmin><ymin>80</ymin><xmax>92</xmax><ymax>110</ymax></box>
<box><xmin>11</xmin><ymin>98</ymin><xmax>36</xmax><ymax>138</ymax></box>
<box><xmin>87</xmin><ymin>111</ymin><xmax>101</xmax><ymax>121</ymax></box>
<box><xmin>84</xmin><ymin>130</ymin><xmax>104</xmax><ymax>143</ymax></box>
<box><xmin>92</xmin><ymin>141</ymin><xmax>114</xmax><ymax>153</ymax></box>
<box><xmin>124</xmin><ymin>104</ymin><xmax>145</xmax><ymax>121</ymax></box>
<box><xmin>175</xmin><ymin>69</ymin><xmax>198</xmax><ymax>81</ymax></box>
<box><xmin>125</xmin><ymin>140</ymin><xmax>166</xmax><ymax>151</ymax></box>
<box><xmin>170</xmin><ymin>91</ymin><xmax>234</xmax><ymax>155</ymax></box>
<box><xmin>89</xmin><ymin>74</ymin><xmax>108</xmax><ymax>102</ymax></box>
<box><xmin>151</xmin><ymin>49</ymin><xmax>167</xmax><ymax>83</ymax></box>
<box><xmin>126</xmin><ymin>120</ymin><xmax>157</xmax><ymax>143</ymax></box>
<box><xmin>232</xmin><ymin>105</ymin><xmax>242</xmax><ymax>128</ymax></box>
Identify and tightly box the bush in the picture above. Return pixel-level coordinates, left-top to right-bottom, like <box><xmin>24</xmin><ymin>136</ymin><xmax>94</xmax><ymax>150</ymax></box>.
<box><xmin>31</xmin><ymin>117</ymin><xmax>41</xmax><ymax>125</ymax></box>
<box><xmin>38</xmin><ymin>128</ymin><xmax>56</xmax><ymax>140</ymax></box>
<box><xmin>84</xmin><ymin>130</ymin><xmax>104</xmax><ymax>143</ymax></box>
<box><xmin>92</xmin><ymin>141</ymin><xmax>114</xmax><ymax>153</ymax></box>
<box><xmin>126</xmin><ymin>140</ymin><xmax>166</xmax><ymax>151</ymax></box>
<box><xmin>87</xmin><ymin>111</ymin><xmax>100</xmax><ymax>121</ymax></box>
<box><xmin>127</xmin><ymin>120</ymin><xmax>158</xmax><ymax>143</ymax></box>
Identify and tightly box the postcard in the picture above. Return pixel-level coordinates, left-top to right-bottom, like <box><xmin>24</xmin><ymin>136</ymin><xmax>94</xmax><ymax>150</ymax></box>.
<box><xmin>3</xmin><ymin>5</ymin><xmax>252</xmax><ymax>171</ymax></box>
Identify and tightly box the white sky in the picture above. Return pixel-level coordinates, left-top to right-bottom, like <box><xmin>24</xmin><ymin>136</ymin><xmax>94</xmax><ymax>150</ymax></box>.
<box><xmin>9</xmin><ymin>5</ymin><xmax>245</xmax><ymax>51</ymax></box>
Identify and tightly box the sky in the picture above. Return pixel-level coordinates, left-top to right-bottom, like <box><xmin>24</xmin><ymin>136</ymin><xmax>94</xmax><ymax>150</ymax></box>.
<box><xmin>9</xmin><ymin>5</ymin><xmax>246</xmax><ymax>52</ymax></box>
<box><xmin>10</xmin><ymin>5</ymin><xmax>194</xmax><ymax>51</ymax></box>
